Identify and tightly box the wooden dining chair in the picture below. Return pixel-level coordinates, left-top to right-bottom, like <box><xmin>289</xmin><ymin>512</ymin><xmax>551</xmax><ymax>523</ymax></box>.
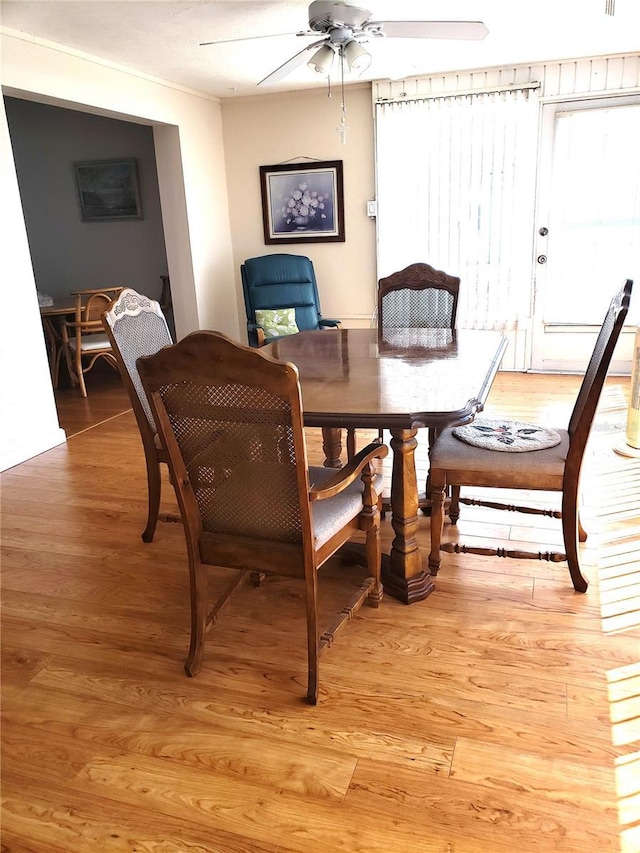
<box><xmin>102</xmin><ymin>288</ymin><xmax>174</xmax><ymax>543</ymax></box>
<box><xmin>60</xmin><ymin>287</ymin><xmax>124</xmax><ymax>396</ymax></box>
<box><xmin>428</xmin><ymin>279</ymin><xmax>633</xmax><ymax>592</ymax></box>
<box><xmin>346</xmin><ymin>262</ymin><xmax>460</xmax><ymax>506</ymax></box>
<box><xmin>377</xmin><ymin>262</ymin><xmax>460</xmax><ymax>332</ymax></box>
<box><xmin>137</xmin><ymin>329</ymin><xmax>388</xmax><ymax>704</ymax></box>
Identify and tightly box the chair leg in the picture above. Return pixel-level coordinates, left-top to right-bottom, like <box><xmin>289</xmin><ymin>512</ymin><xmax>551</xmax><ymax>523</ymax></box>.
<box><xmin>305</xmin><ymin>574</ymin><xmax>320</xmax><ymax>705</ymax></box>
<box><xmin>142</xmin><ymin>451</ymin><xmax>162</xmax><ymax>543</ymax></box>
<box><xmin>62</xmin><ymin>342</ymin><xmax>77</xmax><ymax>388</ymax></box>
<box><xmin>423</xmin><ymin>428</ymin><xmax>436</xmax><ymax>513</ymax></box>
<box><xmin>52</xmin><ymin>338</ymin><xmax>64</xmax><ymax>389</ymax></box>
<box><xmin>184</xmin><ymin>553</ymin><xmax>209</xmax><ymax>677</ymax></box>
<box><xmin>77</xmin><ymin>371</ymin><xmax>88</xmax><ymax>397</ymax></box>
<box><xmin>75</xmin><ymin>348</ymin><xmax>88</xmax><ymax>397</ymax></box>
<box><xmin>561</xmin><ymin>480</ymin><xmax>589</xmax><ymax>593</ymax></box>
<box><xmin>578</xmin><ymin>513</ymin><xmax>587</xmax><ymax>543</ymax></box>
<box><xmin>429</xmin><ymin>470</ymin><xmax>447</xmax><ymax>576</ymax></box>
<box><xmin>449</xmin><ymin>486</ymin><xmax>461</xmax><ymax>524</ymax></box>
<box><xmin>105</xmin><ymin>354</ymin><xmax>120</xmax><ymax>374</ymax></box>
<box><xmin>365</xmin><ymin>500</ymin><xmax>383</xmax><ymax>607</ymax></box>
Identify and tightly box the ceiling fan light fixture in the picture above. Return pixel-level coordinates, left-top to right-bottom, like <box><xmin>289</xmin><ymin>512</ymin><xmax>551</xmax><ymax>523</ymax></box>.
<box><xmin>343</xmin><ymin>39</ymin><xmax>371</xmax><ymax>73</ymax></box>
<box><xmin>308</xmin><ymin>43</ymin><xmax>336</xmax><ymax>75</ymax></box>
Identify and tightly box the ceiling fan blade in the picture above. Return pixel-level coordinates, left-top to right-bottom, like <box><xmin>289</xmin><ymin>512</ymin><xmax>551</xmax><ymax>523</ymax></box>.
<box><xmin>371</xmin><ymin>21</ymin><xmax>489</xmax><ymax>41</ymax></box>
<box><xmin>258</xmin><ymin>39</ymin><xmax>327</xmax><ymax>86</ymax></box>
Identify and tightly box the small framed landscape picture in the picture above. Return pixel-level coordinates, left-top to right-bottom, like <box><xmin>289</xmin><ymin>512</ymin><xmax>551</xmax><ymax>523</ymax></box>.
<box><xmin>260</xmin><ymin>160</ymin><xmax>345</xmax><ymax>244</ymax></box>
<box><xmin>74</xmin><ymin>158</ymin><xmax>143</xmax><ymax>222</ymax></box>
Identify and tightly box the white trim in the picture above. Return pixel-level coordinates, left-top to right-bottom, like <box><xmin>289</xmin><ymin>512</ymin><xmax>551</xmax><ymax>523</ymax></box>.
<box><xmin>541</xmin><ymin>86</ymin><xmax>640</xmax><ymax>104</ymax></box>
<box><xmin>543</xmin><ymin>324</ymin><xmax>639</xmax><ymax>333</ymax></box>
<box><xmin>372</xmin><ymin>54</ymin><xmax>640</xmax><ymax>104</ymax></box>
<box><xmin>375</xmin><ymin>82</ymin><xmax>541</xmax><ymax>104</ymax></box>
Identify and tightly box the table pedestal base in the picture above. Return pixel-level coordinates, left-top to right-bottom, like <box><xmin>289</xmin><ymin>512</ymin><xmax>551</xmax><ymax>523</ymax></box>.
<box><xmin>381</xmin><ymin>560</ymin><xmax>435</xmax><ymax>604</ymax></box>
<box><xmin>337</xmin><ymin>426</ymin><xmax>436</xmax><ymax>604</ymax></box>
<box><xmin>340</xmin><ymin>546</ymin><xmax>435</xmax><ymax>604</ymax></box>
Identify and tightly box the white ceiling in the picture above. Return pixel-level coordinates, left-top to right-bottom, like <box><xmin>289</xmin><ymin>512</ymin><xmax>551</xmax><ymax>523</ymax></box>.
<box><xmin>1</xmin><ymin>0</ymin><xmax>639</xmax><ymax>99</ymax></box>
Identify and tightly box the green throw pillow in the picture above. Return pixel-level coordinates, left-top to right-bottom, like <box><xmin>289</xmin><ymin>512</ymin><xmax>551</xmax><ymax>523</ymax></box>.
<box><xmin>255</xmin><ymin>307</ymin><xmax>300</xmax><ymax>339</ymax></box>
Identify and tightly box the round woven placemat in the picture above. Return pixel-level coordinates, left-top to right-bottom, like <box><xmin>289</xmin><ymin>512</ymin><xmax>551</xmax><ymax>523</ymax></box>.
<box><xmin>453</xmin><ymin>418</ymin><xmax>562</xmax><ymax>452</ymax></box>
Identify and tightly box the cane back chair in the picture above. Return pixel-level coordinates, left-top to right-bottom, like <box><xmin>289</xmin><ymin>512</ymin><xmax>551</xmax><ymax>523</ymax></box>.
<box><xmin>428</xmin><ymin>279</ymin><xmax>633</xmax><ymax>593</ymax></box>
<box><xmin>346</xmin><ymin>262</ymin><xmax>460</xmax><ymax>495</ymax></box>
<box><xmin>137</xmin><ymin>330</ymin><xmax>388</xmax><ymax>704</ymax></box>
<box><xmin>102</xmin><ymin>288</ymin><xmax>174</xmax><ymax>542</ymax></box>
<box><xmin>378</xmin><ymin>262</ymin><xmax>460</xmax><ymax>333</ymax></box>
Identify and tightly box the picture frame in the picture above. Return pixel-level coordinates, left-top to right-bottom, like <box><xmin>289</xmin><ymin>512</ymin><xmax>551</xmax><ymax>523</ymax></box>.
<box><xmin>260</xmin><ymin>160</ymin><xmax>345</xmax><ymax>244</ymax></box>
<box><xmin>74</xmin><ymin>158</ymin><xmax>143</xmax><ymax>222</ymax></box>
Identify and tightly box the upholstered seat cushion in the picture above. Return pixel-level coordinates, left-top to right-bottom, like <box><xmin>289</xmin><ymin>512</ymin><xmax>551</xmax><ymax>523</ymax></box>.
<box><xmin>430</xmin><ymin>427</ymin><xmax>569</xmax><ymax>490</ymax></box>
<box><xmin>309</xmin><ymin>466</ymin><xmax>384</xmax><ymax>549</ymax></box>
<box><xmin>69</xmin><ymin>332</ymin><xmax>112</xmax><ymax>353</ymax></box>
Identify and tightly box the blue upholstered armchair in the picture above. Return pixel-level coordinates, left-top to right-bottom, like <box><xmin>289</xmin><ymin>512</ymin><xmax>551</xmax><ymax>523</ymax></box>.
<box><xmin>241</xmin><ymin>253</ymin><xmax>341</xmax><ymax>347</ymax></box>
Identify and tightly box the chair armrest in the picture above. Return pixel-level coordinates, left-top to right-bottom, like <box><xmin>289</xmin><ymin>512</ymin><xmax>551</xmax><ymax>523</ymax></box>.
<box><xmin>247</xmin><ymin>322</ymin><xmax>266</xmax><ymax>347</ymax></box>
<box><xmin>309</xmin><ymin>441</ymin><xmax>388</xmax><ymax>501</ymax></box>
<box><xmin>318</xmin><ymin>318</ymin><xmax>342</xmax><ymax>330</ymax></box>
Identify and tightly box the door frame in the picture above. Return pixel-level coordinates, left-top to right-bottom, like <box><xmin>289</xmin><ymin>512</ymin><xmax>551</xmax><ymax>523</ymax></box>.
<box><xmin>530</xmin><ymin>92</ymin><xmax>640</xmax><ymax>373</ymax></box>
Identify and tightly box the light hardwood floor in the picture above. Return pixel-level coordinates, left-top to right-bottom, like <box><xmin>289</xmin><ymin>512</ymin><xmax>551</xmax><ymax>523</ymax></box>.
<box><xmin>2</xmin><ymin>368</ymin><xmax>639</xmax><ymax>853</ymax></box>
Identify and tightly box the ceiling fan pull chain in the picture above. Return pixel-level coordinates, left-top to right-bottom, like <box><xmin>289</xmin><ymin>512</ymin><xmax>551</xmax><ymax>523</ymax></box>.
<box><xmin>337</xmin><ymin>113</ymin><xmax>350</xmax><ymax>144</ymax></box>
<box><xmin>336</xmin><ymin>47</ymin><xmax>350</xmax><ymax>144</ymax></box>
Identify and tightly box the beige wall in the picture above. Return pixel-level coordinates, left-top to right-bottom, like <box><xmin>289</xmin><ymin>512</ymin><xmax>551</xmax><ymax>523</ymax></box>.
<box><xmin>0</xmin><ymin>29</ymin><xmax>239</xmax><ymax>469</ymax></box>
<box><xmin>221</xmin><ymin>84</ymin><xmax>377</xmax><ymax>335</ymax></box>
<box><xmin>0</xmin><ymin>28</ymin><xmax>380</xmax><ymax>469</ymax></box>
<box><xmin>2</xmin><ymin>29</ymin><xmax>238</xmax><ymax>339</ymax></box>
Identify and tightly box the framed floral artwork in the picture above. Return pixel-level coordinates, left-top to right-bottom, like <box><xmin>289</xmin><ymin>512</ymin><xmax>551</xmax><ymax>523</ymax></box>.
<box><xmin>259</xmin><ymin>160</ymin><xmax>345</xmax><ymax>244</ymax></box>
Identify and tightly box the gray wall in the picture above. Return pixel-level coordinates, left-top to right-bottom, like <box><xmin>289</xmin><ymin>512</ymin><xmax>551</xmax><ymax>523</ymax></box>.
<box><xmin>4</xmin><ymin>97</ymin><xmax>168</xmax><ymax>302</ymax></box>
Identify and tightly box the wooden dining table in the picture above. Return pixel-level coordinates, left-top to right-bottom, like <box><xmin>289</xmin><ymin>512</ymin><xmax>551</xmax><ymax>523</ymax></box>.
<box><xmin>39</xmin><ymin>297</ymin><xmax>80</xmax><ymax>386</ymax></box>
<box><xmin>264</xmin><ymin>327</ymin><xmax>508</xmax><ymax>604</ymax></box>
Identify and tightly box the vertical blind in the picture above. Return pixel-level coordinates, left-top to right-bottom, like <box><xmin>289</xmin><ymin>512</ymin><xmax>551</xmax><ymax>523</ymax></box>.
<box><xmin>375</xmin><ymin>87</ymin><xmax>539</xmax><ymax>330</ymax></box>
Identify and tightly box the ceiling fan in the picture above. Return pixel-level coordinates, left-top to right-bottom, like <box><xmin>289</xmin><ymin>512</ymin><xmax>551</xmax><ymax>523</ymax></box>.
<box><xmin>200</xmin><ymin>1</ymin><xmax>489</xmax><ymax>86</ymax></box>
